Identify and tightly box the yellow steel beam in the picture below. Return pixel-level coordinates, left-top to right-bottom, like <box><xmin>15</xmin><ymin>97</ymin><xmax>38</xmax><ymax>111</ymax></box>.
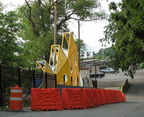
<box><xmin>36</xmin><ymin>32</ymin><xmax>82</xmax><ymax>86</ymax></box>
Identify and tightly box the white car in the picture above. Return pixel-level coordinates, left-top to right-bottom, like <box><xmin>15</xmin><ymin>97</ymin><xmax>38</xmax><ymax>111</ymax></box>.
<box><xmin>100</xmin><ymin>68</ymin><xmax>114</xmax><ymax>73</ymax></box>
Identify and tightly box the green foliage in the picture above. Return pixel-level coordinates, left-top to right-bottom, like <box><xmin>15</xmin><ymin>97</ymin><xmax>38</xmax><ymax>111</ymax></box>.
<box><xmin>96</xmin><ymin>47</ymin><xmax>114</xmax><ymax>60</ymax></box>
<box><xmin>75</xmin><ymin>38</ymin><xmax>86</xmax><ymax>61</ymax></box>
<box><xmin>71</xmin><ymin>0</ymin><xmax>105</xmax><ymax>20</ymax></box>
<box><xmin>0</xmin><ymin>0</ymin><xmax>106</xmax><ymax>67</ymax></box>
<box><xmin>17</xmin><ymin>1</ymin><xmax>55</xmax><ymax>63</ymax></box>
<box><xmin>0</xmin><ymin>2</ymin><xmax>4</xmax><ymax>12</ymax></box>
<box><xmin>141</xmin><ymin>62</ymin><xmax>144</xmax><ymax>69</ymax></box>
<box><xmin>17</xmin><ymin>0</ymin><xmax>105</xmax><ymax>64</ymax></box>
<box><xmin>0</xmin><ymin>10</ymin><xmax>24</xmax><ymax>67</ymax></box>
<box><xmin>109</xmin><ymin>2</ymin><xmax>117</xmax><ymax>11</ymax></box>
<box><xmin>101</xmin><ymin>0</ymin><xmax>144</xmax><ymax>78</ymax></box>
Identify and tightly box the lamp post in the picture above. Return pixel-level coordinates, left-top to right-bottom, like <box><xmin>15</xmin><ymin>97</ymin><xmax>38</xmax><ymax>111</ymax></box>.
<box><xmin>94</xmin><ymin>54</ymin><xmax>97</xmax><ymax>81</ymax></box>
<box><xmin>92</xmin><ymin>60</ymin><xmax>97</xmax><ymax>88</ymax></box>
<box><xmin>93</xmin><ymin>52</ymin><xmax>97</xmax><ymax>88</ymax></box>
<box><xmin>94</xmin><ymin>63</ymin><xmax>97</xmax><ymax>88</ymax></box>
<box><xmin>94</xmin><ymin>63</ymin><xmax>96</xmax><ymax>81</ymax></box>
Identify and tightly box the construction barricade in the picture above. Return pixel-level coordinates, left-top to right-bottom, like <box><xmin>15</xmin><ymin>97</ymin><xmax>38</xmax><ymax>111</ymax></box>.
<box><xmin>84</xmin><ymin>89</ymin><xmax>95</xmax><ymax>108</ymax></box>
<box><xmin>91</xmin><ymin>89</ymin><xmax>101</xmax><ymax>106</ymax></box>
<box><xmin>112</xmin><ymin>90</ymin><xmax>118</xmax><ymax>103</ymax></box>
<box><xmin>30</xmin><ymin>88</ymin><xmax>126</xmax><ymax>111</ymax></box>
<box><xmin>97</xmin><ymin>89</ymin><xmax>106</xmax><ymax>105</ymax></box>
<box><xmin>103</xmin><ymin>89</ymin><xmax>111</xmax><ymax>104</ymax></box>
<box><xmin>122</xmin><ymin>93</ymin><xmax>126</xmax><ymax>102</ymax></box>
<box><xmin>114</xmin><ymin>90</ymin><xmax>122</xmax><ymax>103</ymax></box>
<box><xmin>9</xmin><ymin>85</ymin><xmax>23</xmax><ymax>111</ymax></box>
<box><xmin>62</xmin><ymin>88</ymin><xmax>87</xmax><ymax>109</ymax></box>
<box><xmin>108</xmin><ymin>90</ymin><xmax>116</xmax><ymax>103</ymax></box>
<box><xmin>117</xmin><ymin>90</ymin><xmax>124</xmax><ymax>102</ymax></box>
<box><xmin>31</xmin><ymin>88</ymin><xmax>63</xmax><ymax>111</ymax></box>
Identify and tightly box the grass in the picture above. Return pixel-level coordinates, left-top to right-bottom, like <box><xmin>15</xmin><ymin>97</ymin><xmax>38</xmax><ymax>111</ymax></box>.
<box><xmin>0</xmin><ymin>104</ymin><xmax>8</xmax><ymax>111</ymax></box>
<box><xmin>23</xmin><ymin>101</ymin><xmax>31</xmax><ymax>107</ymax></box>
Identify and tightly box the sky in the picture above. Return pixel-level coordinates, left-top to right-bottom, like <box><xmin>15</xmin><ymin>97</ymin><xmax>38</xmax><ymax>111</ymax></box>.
<box><xmin>0</xmin><ymin>0</ymin><xmax>121</xmax><ymax>53</ymax></box>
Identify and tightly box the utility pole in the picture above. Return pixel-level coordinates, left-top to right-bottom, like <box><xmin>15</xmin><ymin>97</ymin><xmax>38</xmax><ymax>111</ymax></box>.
<box><xmin>54</xmin><ymin>0</ymin><xmax>58</xmax><ymax>45</ymax></box>
<box><xmin>78</xmin><ymin>19</ymin><xmax>81</xmax><ymax>70</ymax></box>
<box><xmin>78</xmin><ymin>19</ymin><xmax>80</xmax><ymax>39</ymax></box>
<box><xmin>53</xmin><ymin>0</ymin><xmax>59</xmax><ymax>67</ymax></box>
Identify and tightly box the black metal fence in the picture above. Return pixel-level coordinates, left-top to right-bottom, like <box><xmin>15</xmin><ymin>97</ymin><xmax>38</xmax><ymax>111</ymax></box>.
<box><xmin>0</xmin><ymin>64</ymin><xmax>56</xmax><ymax>107</ymax></box>
<box><xmin>0</xmin><ymin>64</ymin><xmax>95</xmax><ymax>107</ymax></box>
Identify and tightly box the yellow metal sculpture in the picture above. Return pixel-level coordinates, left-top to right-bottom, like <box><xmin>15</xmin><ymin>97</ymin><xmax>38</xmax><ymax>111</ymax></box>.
<box><xmin>36</xmin><ymin>32</ymin><xmax>82</xmax><ymax>86</ymax></box>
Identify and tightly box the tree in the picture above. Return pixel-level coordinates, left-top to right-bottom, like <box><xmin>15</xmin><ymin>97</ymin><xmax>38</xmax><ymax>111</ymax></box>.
<box><xmin>101</xmin><ymin>0</ymin><xmax>144</xmax><ymax>78</ymax></box>
<box><xmin>0</xmin><ymin>4</ymin><xmax>24</xmax><ymax>67</ymax></box>
<box><xmin>17</xmin><ymin>0</ymin><xmax>105</xmax><ymax>64</ymax></box>
<box><xmin>75</xmin><ymin>38</ymin><xmax>86</xmax><ymax>61</ymax></box>
<box><xmin>95</xmin><ymin>47</ymin><xmax>114</xmax><ymax>60</ymax></box>
<box><xmin>0</xmin><ymin>2</ymin><xmax>4</xmax><ymax>12</ymax></box>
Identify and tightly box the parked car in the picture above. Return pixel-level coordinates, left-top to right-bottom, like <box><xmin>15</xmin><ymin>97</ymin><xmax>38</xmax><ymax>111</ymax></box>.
<box><xmin>90</xmin><ymin>72</ymin><xmax>105</xmax><ymax>78</ymax></box>
<box><xmin>100</xmin><ymin>68</ymin><xmax>114</xmax><ymax>73</ymax></box>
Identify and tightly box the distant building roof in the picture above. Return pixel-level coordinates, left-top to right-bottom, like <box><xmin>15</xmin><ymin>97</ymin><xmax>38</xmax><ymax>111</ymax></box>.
<box><xmin>82</xmin><ymin>59</ymin><xmax>98</xmax><ymax>63</ymax></box>
<box><xmin>80</xmin><ymin>67</ymin><xmax>89</xmax><ymax>70</ymax></box>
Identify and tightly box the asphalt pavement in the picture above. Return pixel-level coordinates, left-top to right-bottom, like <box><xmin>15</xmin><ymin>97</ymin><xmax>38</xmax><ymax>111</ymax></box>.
<box><xmin>0</xmin><ymin>70</ymin><xmax>144</xmax><ymax>117</ymax></box>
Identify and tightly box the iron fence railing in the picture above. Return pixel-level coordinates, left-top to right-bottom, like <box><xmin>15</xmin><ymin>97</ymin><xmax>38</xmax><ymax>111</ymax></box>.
<box><xmin>0</xmin><ymin>64</ymin><xmax>56</xmax><ymax>107</ymax></box>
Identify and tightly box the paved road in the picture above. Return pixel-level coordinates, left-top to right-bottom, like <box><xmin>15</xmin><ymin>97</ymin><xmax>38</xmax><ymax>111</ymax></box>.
<box><xmin>0</xmin><ymin>70</ymin><xmax>144</xmax><ymax>117</ymax></box>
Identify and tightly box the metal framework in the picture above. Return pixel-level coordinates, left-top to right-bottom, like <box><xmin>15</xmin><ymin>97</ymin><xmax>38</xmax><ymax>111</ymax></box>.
<box><xmin>36</xmin><ymin>32</ymin><xmax>82</xmax><ymax>86</ymax></box>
